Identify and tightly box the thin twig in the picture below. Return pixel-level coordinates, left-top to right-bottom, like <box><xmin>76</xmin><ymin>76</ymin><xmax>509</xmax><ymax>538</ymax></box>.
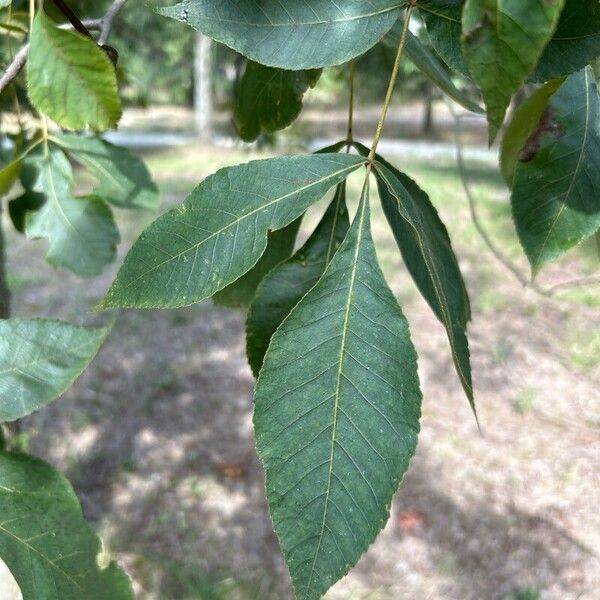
<box><xmin>367</xmin><ymin>3</ymin><xmax>415</xmax><ymax>163</ymax></box>
<box><xmin>346</xmin><ymin>60</ymin><xmax>356</xmax><ymax>147</ymax></box>
<box><xmin>449</xmin><ymin>102</ymin><xmax>600</xmax><ymax>298</ymax></box>
<box><xmin>99</xmin><ymin>0</ymin><xmax>128</xmax><ymax>45</ymax></box>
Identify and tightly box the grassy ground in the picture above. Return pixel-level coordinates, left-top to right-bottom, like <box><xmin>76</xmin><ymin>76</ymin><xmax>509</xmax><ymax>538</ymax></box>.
<box><xmin>5</xmin><ymin>143</ymin><xmax>599</xmax><ymax>600</ymax></box>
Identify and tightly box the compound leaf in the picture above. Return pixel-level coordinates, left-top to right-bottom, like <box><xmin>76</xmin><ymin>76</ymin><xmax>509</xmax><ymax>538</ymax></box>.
<box><xmin>100</xmin><ymin>154</ymin><xmax>364</xmax><ymax>310</ymax></box>
<box><xmin>0</xmin><ymin>451</ymin><xmax>133</xmax><ymax>600</ymax></box>
<box><xmin>156</xmin><ymin>0</ymin><xmax>404</xmax><ymax>70</ymax></box>
<box><xmin>27</xmin><ymin>11</ymin><xmax>121</xmax><ymax>131</ymax></box>
<box><xmin>235</xmin><ymin>62</ymin><xmax>321</xmax><ymax>142</ymax></box>
<box><xmin>50</xmin><ymin>133</ymin><xmax>159</xmax><ymax>211</ymax></box>
<box><xmin>213</xmin><ymin>217</ymin><xmax>302</xmax><ymax>308</ymax></box>
<box><xmin>246</xmin><ymin>182</ymin><xmax>349</xmax><ymax>376</ymax></box>
<box><xmin>512</xmin><ymin>68</ymin><xmax>600</xmax><ymax>274</ymax></box>
<box><xmin>23</xmin><ymin>149</ymin><xmax>120</xmax><ymax>278</ymax></box>
<box><xmin>462</xmin><ymin>0</ymin><xmax>565</xmax><ymax>143</ymax></box>
<box><xmin>0</xmin><ymin>319</ymin><xmax>109</xmax><ymax>423</ymax></box>
<box><xmin>532</xmin><ymin>0</ymin><xmax>600</xmax><ymax>82</ymax></box>
<box><xmin>254</xmin><ymin>189</ymin><xmax>421</xmax><ymax>600</ymax></box>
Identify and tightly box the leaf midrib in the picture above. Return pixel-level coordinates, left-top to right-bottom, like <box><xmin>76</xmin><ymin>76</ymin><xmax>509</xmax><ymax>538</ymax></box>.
<box><xmin>114</xmin><ymin>161</ymin><xmax>362</xmax><ymax>293</ymax></box>
<box><xmin>185</xmin><ymin>4</ymin><xmax>405</xmax><ymax>28</ymax></box>
<box><xmin>306</xmin><ymin>195</ymin><xmax>367</xmax><ymax>595</ymax></box>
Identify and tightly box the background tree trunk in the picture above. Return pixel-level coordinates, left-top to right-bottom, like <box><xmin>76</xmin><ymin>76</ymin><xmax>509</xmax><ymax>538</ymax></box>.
<box><xmin>421</xmin><ymin>81</ymin><xmax>434</xmax><ymax>135</ymax></box>
<box><xmin>194</xmin><ymin>33</ymin><xmax>213</xmax><ymax>142</ymax></box>
<box><xmin>0</xmin><ymin>206</ymin><xmax>10</xmax><ymax>320</ymax></box>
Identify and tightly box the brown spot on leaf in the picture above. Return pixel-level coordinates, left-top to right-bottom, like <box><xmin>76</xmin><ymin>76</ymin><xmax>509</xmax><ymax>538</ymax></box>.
<box><xmin>518</xmin><ymin>107</ymin><xmax>564</xmax><ymax>163</ymax></box>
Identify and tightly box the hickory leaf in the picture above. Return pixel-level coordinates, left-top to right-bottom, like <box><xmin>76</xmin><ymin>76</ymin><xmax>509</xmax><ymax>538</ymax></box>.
<box><xmin>246</xmin><ymin>182</ymin><xmax>349</xmax><ymax>376</ymax></box>
<box><xmin>50</xmin><ymin>133</ymin><xmax>159</xmax><ymax>211</ymax></box>
<box><xmin>26</xmin><ymin>11</ymin><xmax>121</xmax><ymax>131</ymax></box>
<box><xmin>384</xmin><ymin>19</ymin><xmax>483</xmax><ymax>114</ymax></box>
<box><xmin>23</xmin><ymin>149</ymin><xmax>120</xmax><ymax>278</ymax></box>
<box><xmin>417</xmin><ymin>0</ymin><xmax>469</xmax><ymax>76</ymax></box>
<box><xmin>462</xmin><ymin>0</ymin><xmax>565</xmax><ymax>143</ymax></box>
<box><xmin>100</xmin><ymin>154</ymin><xmax>364</xmax><ymax>309</ymax></box>
<box><xmin>0</xmin><ymin>319</ymin><xmax>109</xmax><ymax>423</ymax></box>
<box><xmin>213</xmin><ymin>217</ymin><xmax>302</xmax><ymax>308</ymax></box>
<box><xmin>254</xmin><ymin>188</ymin><xmax>421</xmax><ymax>600</ymax></box>
<box><xmin>234</xmin><ymin>62</ymin><xmax>321</xmax><ymax>142</ymax></box>
<box><xmin>0</xmin><ymin>452</ymin><xmax>133</xmax><ymax>600</ymax></box>
<box><xmin>532</xmin><ymin>0</ymin><xmax>600</xmax><ymax>83</ymax></box>
<box><xmin>156</xmin><ymin>0</ymin><xmax>405</xmax><ymax>70</ymax></box>
<box><xmin>511</xmin><ymin>68</ymin><xmax>600</xmax><ymax>275</ymax></box>
<box><xmin>373</xmin><ymin>156</ymin><xmax>474</xmax><ymax>414</ymax></box>
<box><xmin>500</xmin><ymin>78</ymin><xmax>565</xmax><ymax>187</ymax></box>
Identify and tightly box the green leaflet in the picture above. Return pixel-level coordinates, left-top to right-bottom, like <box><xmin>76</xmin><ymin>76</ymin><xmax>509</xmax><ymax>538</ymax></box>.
<box><xmin>100</xmin><ymin>154</ymin><xmax>364</xmax><ymax>310</ymax></box>
<box><xmin>462</xmin><ymin>0</ymin><xmax>565</xmax><ymax>144</ymax></box>
<box><xmin>156</xmin><ymin>0</ymin><xmax>405</xmax><ymax>70</ymax></box>
<box><xmin>369</xmin><ymin>152</ymin><xmax>474</xmax><ymax>414</ymax></box>
<box><xmin>254</xmin><ymin>188</ymin><xmax>421</xmax><ymax>600</ymax></box>
<box><xmin>417</xmin><ymin>0</ymin><xmax>469</xmax><ymax>76</ymax></box>
<box><xmin>532</xmin><ymin>0</ymin><xmax>600</xmax><ymax>83</ymax></box>
<box><xmin>500</xmin><ymin>78</ymin><xmax>565</xmax><ymax>187</ymax></box>
<box><xmin>384</xmin><ymin>19</ymin><xmax>483</xmax><ymax>114</ymax></box>
<box><xmin>23</xmin><ymin>149</ymin><xmax>120</xmax><ymax>278</ymax></box>
<box><xmin>213</xmin><ymin>217</ymin><xmax>302</xmax><ymax>308</ymax></box>
<box><xmin>234</xmin><ymin>62</ymin><xmax>321</xmax><ymax>142</ymax></box>
<box><xmin>26</xmin><ymin>11</ymin><xmax>121</xmax><ymax>131</ymax></box>
<box><xmin>0</xmin><ymin>157</ymin><xmax>21</xmax><ymax>197</ymax></box>
<box><xmin>512</xmin><ymin>68</ymin><xmax>600</xmax><ymax>275</ymax></box>
<box><xmin>0</xmin><ymin>319</ymin><xmax>109</xmax><ymax>423</ymax></box>
<box><xmin>0</xmin><ymin>452</ymin><xmax>133</xmax><ymax>600</ymax></box>
<box><xmin>246</xmin><ymin>182</ymin><xmax>350</xmax><ymax>376</ymax></box>
<box><xmin>50</xmin><ymin>134</ymin><xmax>159</xmax><ymax>211</ymax></box>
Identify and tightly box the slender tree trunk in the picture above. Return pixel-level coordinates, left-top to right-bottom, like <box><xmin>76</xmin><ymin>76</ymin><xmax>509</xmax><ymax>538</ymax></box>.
<box><xmin>0</xmin><ymin>205</ymin><xmax>18</xmax><ymax>442</ymax></box>
<box><xmin>421</xmin><ymin>81</ymin><xmax>434</xmax><ymax>135</ymax></box>
<box><xmin>0</xmin><ymin>205</ymin><xmax>10</xmax><ymax>320</ymax></box>
<box><xmin>194</xmin><ymin>33</ymin><xmax>213</xmax><ymax>142</ymax></box>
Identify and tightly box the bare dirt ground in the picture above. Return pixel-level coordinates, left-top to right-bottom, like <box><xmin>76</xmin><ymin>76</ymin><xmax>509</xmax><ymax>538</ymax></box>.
<box><xmin>4</xmin><ymin>143</ymin><xmax>599</xmax><ymax>600</ymax></box>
